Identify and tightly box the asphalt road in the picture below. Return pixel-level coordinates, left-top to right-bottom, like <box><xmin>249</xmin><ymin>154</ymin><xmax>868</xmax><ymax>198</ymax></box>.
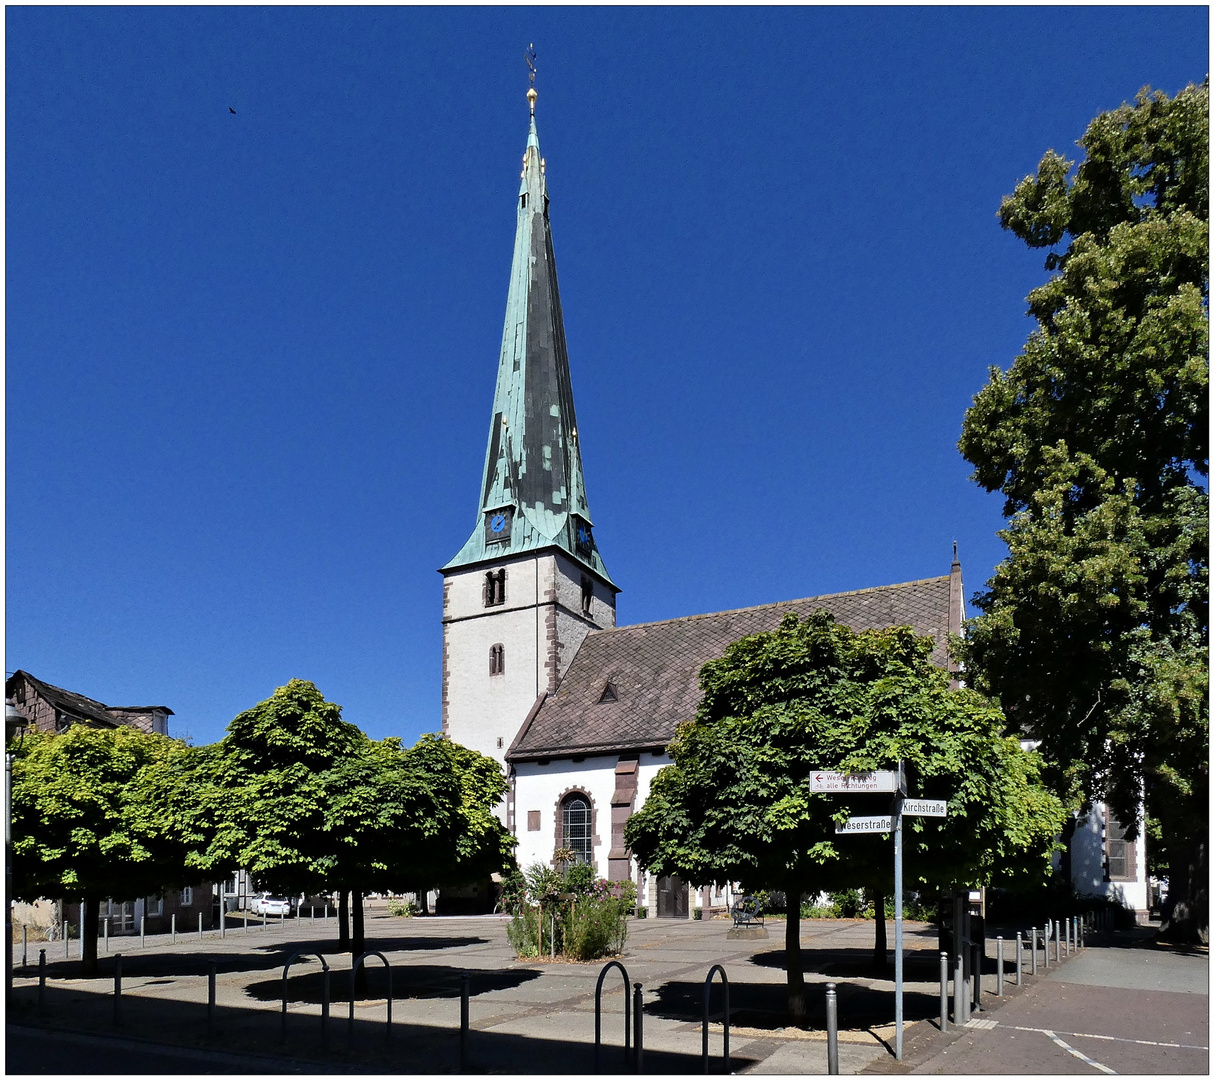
<box><xmin>908</xmin><ymin>945</ymin><xmax>1208</xmax><ymax>1075</ymax></box>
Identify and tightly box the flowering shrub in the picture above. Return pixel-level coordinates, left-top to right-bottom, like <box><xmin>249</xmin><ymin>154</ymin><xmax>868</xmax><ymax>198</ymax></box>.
<box><xmin>505</xmin><ymin>861</ymin><xmax>632</xmax><ymax>961</ymax></box>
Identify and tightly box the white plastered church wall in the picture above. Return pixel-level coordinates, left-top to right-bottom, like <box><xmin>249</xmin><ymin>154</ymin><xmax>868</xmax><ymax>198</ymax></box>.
<box><xmin>512</xmin><ymin>756</ymin><xmax>618</xmax><ymax>876</ymax></box>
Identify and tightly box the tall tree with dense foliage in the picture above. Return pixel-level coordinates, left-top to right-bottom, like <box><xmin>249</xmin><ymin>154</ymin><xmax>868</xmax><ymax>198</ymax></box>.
<box><xmin>625</xmin><ymin>612</ymin><xmax>1063</xmax><ymax>1023</ymax></box>
<box><xmin>174</xmin><ymin>680</ymin><xmax>513</xmax><ymax>957</ymax></box>
<box><xmin>958</xmin><ymin>82</ymin><xmax>1208</xmax><ymax>941</ymax></box>
<box><xmin>11</xmin><ymin>726</ymin><xmax>195</xmax><ymax>976</ymax></box>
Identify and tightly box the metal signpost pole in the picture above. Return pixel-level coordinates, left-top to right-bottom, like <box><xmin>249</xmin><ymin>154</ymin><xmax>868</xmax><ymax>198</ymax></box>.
<box><xmin>893</xmin><ymin>762</ymin><xmax>904</xmax><ymax>1061</ymax></box>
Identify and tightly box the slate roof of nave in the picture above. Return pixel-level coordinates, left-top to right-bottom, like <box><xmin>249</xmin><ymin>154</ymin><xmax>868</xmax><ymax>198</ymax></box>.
<box><xmin>506</xmin><ymin>574</ymin><xmax>957</xmax><ymax>762</ymax></box>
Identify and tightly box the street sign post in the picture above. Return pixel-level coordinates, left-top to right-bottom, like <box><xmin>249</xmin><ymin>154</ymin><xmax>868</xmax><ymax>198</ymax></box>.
<box><xmin>835</xmin><ymin>815</ymin><xmax>893</xmax><ymax>833</ymax></box>
<box><xmin>810</xmin><ymin>770</ymin><xmax>901</xmax><ymax>793</ymax></box>
<box><xmin>816</xmin><ymin>762</ymin><xmax>948</xmax><ymax>1062</ymax></box>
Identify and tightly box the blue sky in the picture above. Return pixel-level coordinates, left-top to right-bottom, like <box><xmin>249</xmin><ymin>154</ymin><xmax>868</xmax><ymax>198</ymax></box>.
<box><xmin>6</xmin><ymin>6</ymin><xmax>1208</xmax><ymax>747</ymax></box>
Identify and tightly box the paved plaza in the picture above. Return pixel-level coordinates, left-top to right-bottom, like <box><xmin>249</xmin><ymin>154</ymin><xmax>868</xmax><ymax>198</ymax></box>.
<box><xmin>6</xmin><ymin>905</ymin><xmax>1208</xmax><ymax>1074</ymax></box>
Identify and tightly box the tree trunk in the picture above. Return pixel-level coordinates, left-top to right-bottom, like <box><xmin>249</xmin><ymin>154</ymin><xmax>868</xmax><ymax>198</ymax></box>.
<box><xmin>417</xmin><ymin>887</ymin><xmax>429</xmax><ymax>915</ymax></box>
<box><xmin>80</xmin><ymin>897</ymin><xmax>99</xmax><ymax>978</ymax></box>
<box><xmin>1160</xmin><ymin>835</ymin><xmax>1209</xmax><ymax>945</ymax></box>
<box><xmin>785</xmin><ymin>891</ymin><xmax>805</xmax><ymax>1025</ymax></box>
<box><xmin>338</xmin><ymin>890</ymin><xmax>349</xmax><ymax>950</ymax></box>
<box><xmin>351</xmin><ymin>890</ymin><xmax>368</xmax><ymax>992</ymax></box>
<box><xmin>873</xmin><ymin>890</ymin><xmax>887</xmax><ymax>969</ymax></box>
<box><xmin>352</xmin><ymin>889</ymin><xmax>365</xmax><ymax>958</ymax></box>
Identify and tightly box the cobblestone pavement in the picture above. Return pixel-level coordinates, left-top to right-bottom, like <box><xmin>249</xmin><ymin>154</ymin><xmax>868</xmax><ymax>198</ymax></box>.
<box><xmin>11</xmin><ymin>908</ymin><xmax>1203</xmax><ymax>1074</ymax></box>
<box><xmin>7</xmin><ymin>907</ymin><xmax>941</xmax><ymax>1074</ymax></box>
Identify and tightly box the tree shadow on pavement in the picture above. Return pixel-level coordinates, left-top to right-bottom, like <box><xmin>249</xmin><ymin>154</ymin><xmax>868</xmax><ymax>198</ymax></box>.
<box><xmin>30</xmin><ymin>936</ymin><xmax>493</xmax><ymax>981</ymax></box>
<box><xmin>248</xmin><ymin>962</ymin><xmax>542</xmax><ymax>1004</ymax></box>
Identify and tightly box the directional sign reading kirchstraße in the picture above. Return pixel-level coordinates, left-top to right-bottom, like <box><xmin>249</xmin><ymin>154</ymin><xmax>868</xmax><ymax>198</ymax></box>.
<box><xmin>902</xmin><ymin>799</ymin><xmax>948</xmax><ymax>817</ymax></box>
<box><xmin>836</xmin><ymin>815</ymin><xmax>894</xmax><ymax>833</ymax></box>
<box><xmin>810</xmin><ymin>771</ymin><xmax>899</xmax><ymax>793</ymax></box>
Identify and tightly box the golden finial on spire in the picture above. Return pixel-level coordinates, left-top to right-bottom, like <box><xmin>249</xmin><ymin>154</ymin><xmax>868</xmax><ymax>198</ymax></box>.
<box><xmin>525</xmin><ymin>43</ymin><xmax>538</xmax><ymax>114</ymax></box>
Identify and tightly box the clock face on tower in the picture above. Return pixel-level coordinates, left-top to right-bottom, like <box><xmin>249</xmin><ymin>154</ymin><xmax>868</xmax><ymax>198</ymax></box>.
<box><xmin>574</xmin><ymin>517</ymin><xmax>594</xmax><ymax>556</ymax></box>
<box><xmin>484</xmin><ymin>506</ymin><xmax>514</xmax><ymax>545</ymax></box>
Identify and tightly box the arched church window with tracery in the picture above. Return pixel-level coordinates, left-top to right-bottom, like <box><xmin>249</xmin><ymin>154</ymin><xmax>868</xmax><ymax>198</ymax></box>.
<box><xmin>489</xmin><ymin>643</ymin><xmax>505</xmax><ymax>676</ymax></box>
<box><xmin>561</xmin><ymin>794</ymin><xmax>592</xmax><ymax>864</ymax></box>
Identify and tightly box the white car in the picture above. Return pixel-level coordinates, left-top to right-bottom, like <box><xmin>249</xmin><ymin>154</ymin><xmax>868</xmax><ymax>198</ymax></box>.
<box><xmin>249</xmin><ymin>893</ymin><xmax>292</xmax><ymax>917</ymax></box>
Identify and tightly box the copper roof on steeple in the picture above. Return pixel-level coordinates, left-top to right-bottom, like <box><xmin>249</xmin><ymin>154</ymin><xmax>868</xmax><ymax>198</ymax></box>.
<box><xmin>443</xmin><ymin>89</ymin><xmax>615</xmax><ymax>586</ymax></box>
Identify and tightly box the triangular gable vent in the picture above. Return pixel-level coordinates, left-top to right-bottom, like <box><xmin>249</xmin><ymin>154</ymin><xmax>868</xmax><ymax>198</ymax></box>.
<box><xmin>598</xmin><ymin>682</ymin><xmax>617</xmax><ymax>703</ymax></box>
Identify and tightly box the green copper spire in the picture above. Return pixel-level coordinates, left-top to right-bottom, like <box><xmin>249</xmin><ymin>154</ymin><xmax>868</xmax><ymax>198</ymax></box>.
<box><xmin>443</xmin><ymin>89</ymin><xmax>615</xmax><ymax>586</ymax></box>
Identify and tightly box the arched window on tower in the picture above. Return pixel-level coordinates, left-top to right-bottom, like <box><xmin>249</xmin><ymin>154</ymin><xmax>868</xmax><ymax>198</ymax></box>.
<box><xmin>489</xmin><ymin>643</ymin><xmax>505</xmax><ymax>676</ymax></box>
<box><xmin>561</xmin><ymin>793</ymin><xmax>592</xmax><ymax>864</ymax></box>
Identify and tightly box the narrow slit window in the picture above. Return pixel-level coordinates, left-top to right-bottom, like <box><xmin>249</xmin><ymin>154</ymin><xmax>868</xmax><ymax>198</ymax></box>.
<box><xmin>581</xmin><ymin>575</ymin><xmax>594</xmax><ymax>616</ymax></box>
<box><xmin>489</xmin><ymin>643</ymin><xmax>505</xmax><ymax>676</ymax></box>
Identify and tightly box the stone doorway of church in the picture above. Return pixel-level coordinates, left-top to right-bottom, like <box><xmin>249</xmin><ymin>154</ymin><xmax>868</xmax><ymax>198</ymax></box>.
<box><xmin>656</xmin><ymin>875</ymin><xmax>688</xmax><ymax>918</ymax></box>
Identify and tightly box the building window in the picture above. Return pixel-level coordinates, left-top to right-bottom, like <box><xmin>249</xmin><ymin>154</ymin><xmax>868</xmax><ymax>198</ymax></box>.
<box><xmin>527</xmin><ymin>811</ymin><xmax>541</xmax><ymax>832</ymax></box>
<box><xmin>562</xmin><ymin>794</ymin><xmax>592</xmax><ymax>864</ymax></box>
<box><xmin>1105</xmin><ymin>809</ymin><xmax>1137</xmax><ymax>882</ymax></box>
<box><xmin>144</xmin><ymin>895</ymin><xmax>163</xmax><ymax>917</ymax></box>
<box><xmin>497</xmin><ymin>736</ymin><xmax>504</xmax><ymax>749</ymax></box>
<box><xmin>181</xmin><ymin>886</ymin><xmax>193</xmax><ymax>907</ymax></box>
<box><xmin>489</xmin><ymin>644</ymin><xmax>505</xmax><ymax>676</ymax></box>
<box><xmin>581</xmin><ymin>575</ymin><xmax>594</xmax><ymax>616</ymax></box>
<box><xmin>484</xmin><ymin>569</ymin><xmax>506</xmax><ymax>607</ymax></box>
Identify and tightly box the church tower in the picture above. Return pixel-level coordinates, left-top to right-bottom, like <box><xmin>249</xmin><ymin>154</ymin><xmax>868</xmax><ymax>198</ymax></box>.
<box><xmin>441</xmin><ymin>85</ymin><xmax>619</xmax><ymax>770</ymax></box>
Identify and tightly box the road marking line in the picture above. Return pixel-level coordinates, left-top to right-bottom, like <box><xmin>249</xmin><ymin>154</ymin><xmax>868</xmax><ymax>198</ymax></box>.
<box><xmin>1011</xmin><ymin>1025</ymin><xmax>1209</xmax><ymax>1052</ymax></box>
<box><xmin>1042</xmin><ymin>1028</ymin><xmax>1117</xmax><ymax>1074</ymax></box>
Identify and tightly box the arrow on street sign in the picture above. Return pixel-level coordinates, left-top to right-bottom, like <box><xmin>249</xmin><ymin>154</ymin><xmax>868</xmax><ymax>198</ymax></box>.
<box><xmin>902</xmin><ymin>799</ymin><xmax>948</xmax><ymax>817</ymax></box>
<box><xmin>835</xmin><ymin>815</ymin><xmax>894</xmax><ymax>833</ymax></box>
<box><xmin>810</xmin><ymin>771</ymin><xmax>899</xmax><ymax>793</ymax></box>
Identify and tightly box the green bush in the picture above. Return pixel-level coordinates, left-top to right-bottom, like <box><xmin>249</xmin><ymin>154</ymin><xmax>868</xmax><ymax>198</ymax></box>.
<box><xmin>506</xmin><ymin>905</ymin><xmax>544</xmax><ymax>958</ymax></box>
<box><xmin>387</xmin><ymin>898</ymin><xmax>419</xmax><ymax>918</ymax></box>
<box><xmin>562</xmin><ymin>894</ymin><xmax>628</xmax><ymax>960</ymax></box>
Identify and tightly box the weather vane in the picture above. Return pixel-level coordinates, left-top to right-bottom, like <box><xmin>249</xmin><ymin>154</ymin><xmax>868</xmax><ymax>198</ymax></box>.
<box><xmin>525</xmin><ymin>43</ymin><xmax>537</xmax><ymax>87</ymax></box>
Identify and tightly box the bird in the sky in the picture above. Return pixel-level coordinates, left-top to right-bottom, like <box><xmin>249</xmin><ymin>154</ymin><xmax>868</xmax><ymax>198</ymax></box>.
<box><xmin>229</xmin><ymin>106</ymin><xmax>236</xmax><ymax>114</ymax></box>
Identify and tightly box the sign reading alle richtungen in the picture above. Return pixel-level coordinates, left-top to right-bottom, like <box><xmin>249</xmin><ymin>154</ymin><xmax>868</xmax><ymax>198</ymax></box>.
<box><xmin>809</xmin><ymin>770</ymin><xmax>900</xmax><ymax>793</ymax></box>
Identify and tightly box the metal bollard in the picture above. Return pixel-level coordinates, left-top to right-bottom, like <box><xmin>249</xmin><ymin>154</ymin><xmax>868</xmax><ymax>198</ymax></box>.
<box><xmin>324</xmin><ymin>903</ymin><xmax>329</xmax><ymax>921</ymax></box>
<box><xmin>80</xmin><ymin>901</ymin><xmax>87</xmax><ymax>961</ymax></box>
<box><xmin>321</xmin><ymin>969</ymin><xmax>330</xmax><ymax>1052</ymax></box>
<box><xmin>996</xmin><ymin>936</ymin><xmax>1004</xmax><ymax>996</ymax></box>
<box><xmin>939</xmin><ymin>952</ymin><xmax>949</xmax><ymax>1032</ymax></box>
<box><xmin>113</xmin><ymin>954</ymin><xmax>122</xmax><ymax>1026</ymax></box>
<box><xmin>220</xmin><ymin>904</ymin><xmax>225</xmax><ymax>939</ymax></box>
<box><xmin>64</xmin><ymin>920</ymin><xmax>69</xmax><ymax>960</ymax></box>
<box><xmin>1030</xmin><ymin>928</ymin><xmax>1038</xmax><ymax>975</ymax></box>
<box><xmin>104</xmin><ymin>918</ymin><xmax>109</xmax><ymax>954</ymax></box>
<box><xmin>1054</xmin><ymin>920</ymin><xmax>1061</xmax><ymax>963</ymax></box>
<box><xmin>312</xmin><ymin>905</ymin><xmax>316</xmax><ymax>925</ymax></box>
<box><xmin>1015</xmin><ymin>932</ymin><xmax>1023</xmax><ymax>985</ymax></box>
<box><xmin>826</xmin><ymin>981</ymin><xmax>839</xmax><ymax>1074</ymax></box>
<box><xmin>460</xmin><ymin>972</ymin><xmax>469</xmax><ymax>1072</ymax></box>
<box><xmin>244</xmin><ymin>908</ymin><xmax>250</xmax><ymax>934</ymax></box>
<box><xmin>22</xmin><ymin>925</ymin><xmax>28</xmax><ymax>967</ymax></box>
<box><xmin>1042</xmin><ymin>922</ymin><xmax>1050</xmax><ymax>968</ymax></box>
<box><xmin>38</xmin><ymin>949</ymin><xmax>46</xmax><ymax>1013</ymax></box>
<box><xmin>171</xmin><ymin>913</ymin><xmax>176</xmax><ymax>945</ymax></box>
<box><xmin>140</xmin><ymin>916</ymin><xmax>146</xmax><ymax>949</ymax></box>
<box><xmin>207</xmin><ymin>960</ymin><xmax>216</xmax><ymax>1038</ymax></box>
<box><xmin>953</xmin><ymin>950</ymin><xmax>965</xmax><ymax>1024</ymax></box>
<box><xmin>633</xmin><ymin>983</ymin><xmax>645</xmax><ymax>1074</ymax></box>
<box><xmin>971</xmin><ymin>942</ymin><xmax>981</xmax><ymax>1010</ymax></box>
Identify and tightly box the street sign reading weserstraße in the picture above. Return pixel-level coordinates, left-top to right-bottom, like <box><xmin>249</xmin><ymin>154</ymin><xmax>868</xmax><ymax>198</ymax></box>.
<box><xmin>836</xmin><ymin>815</ymin><xmax>894</xmax><ymax>833</ymax></box>
<box><xmin>809</xmin><ymin>770</ymin><xmax>899</xmax><ymax>793</ymax></box>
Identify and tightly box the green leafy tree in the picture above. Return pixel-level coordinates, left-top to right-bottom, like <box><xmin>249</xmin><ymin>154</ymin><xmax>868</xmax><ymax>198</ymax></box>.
<box><xmin>958</xmin><ymin>82</ymin><xmax>1208</xmax><ymax>940</ymax></box>
<box><xmin>11</xmin><ymin>726</ymin><xmax>195</xmax><ymax>976</ymax></box>
<box><xmin>176</xmin><ymin>681</ymin><xmax>513</xmax><ymax>958</ymax></box>
<box><xmin>625</xmin><ymin>612</ymin><xmax>1062</xmax><ymax>1024</ymax></box>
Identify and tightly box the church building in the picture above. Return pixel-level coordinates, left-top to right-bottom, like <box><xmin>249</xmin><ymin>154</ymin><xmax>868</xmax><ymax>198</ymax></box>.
<box><xmin>439</xmin><ymin>87</ymin><xmax>1144</xmax><ymax>921</ymax></box>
